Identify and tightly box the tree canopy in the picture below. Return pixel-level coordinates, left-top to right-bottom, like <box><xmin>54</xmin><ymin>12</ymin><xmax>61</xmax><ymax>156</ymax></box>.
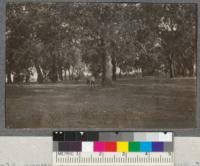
<box><xmin>6</xmin><ymin>3</ymin><xmax>197</xmax><ymax>84</ymax></box>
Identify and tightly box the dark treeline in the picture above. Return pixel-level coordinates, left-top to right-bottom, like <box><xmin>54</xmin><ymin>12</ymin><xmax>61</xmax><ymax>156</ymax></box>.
<box><xmin>6</xmin><ymin>3</ymin><xmax>197</xmax><ymax>85</ymax></box>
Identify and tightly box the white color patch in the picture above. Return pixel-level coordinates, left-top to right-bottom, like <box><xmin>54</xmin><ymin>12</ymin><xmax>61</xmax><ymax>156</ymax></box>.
<box><xmin>146</xmin><ymin>132</ymin><xmax>160</xmax><ymax>142</ymax></box>
<box><xmin>82</xmin><ymin>141</ymin><xmax>94</xmax><ymax>152</ymax></box>
<box><xmin>159</xmin><ymin>132</ymin><xmax>173</xmax><ymax>142</ymax></box>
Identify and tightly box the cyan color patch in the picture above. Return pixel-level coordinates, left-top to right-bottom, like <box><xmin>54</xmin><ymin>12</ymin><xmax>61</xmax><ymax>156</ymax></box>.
<box><xmin>140</xmin><ymin>142</ymin><xmax>152</xmax><ymax>152</ymax></box>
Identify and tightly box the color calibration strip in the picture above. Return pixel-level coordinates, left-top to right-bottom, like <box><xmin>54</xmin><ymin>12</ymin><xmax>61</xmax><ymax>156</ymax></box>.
<box><xmin>53</xmin><ymin>132</ymin><xmax>174</xmax><ymax>166</ymax></box>
<box><xmin>53</xmin><ymin>131</ymin><xmax>173</xmax><ymax>152</ymax></box>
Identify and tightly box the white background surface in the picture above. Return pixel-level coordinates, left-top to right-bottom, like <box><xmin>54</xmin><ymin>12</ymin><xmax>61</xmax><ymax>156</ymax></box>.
<box><xmin>0</xmin><ymin>137</ymin><xmax>200</xmax><ymax>166</ymax></box>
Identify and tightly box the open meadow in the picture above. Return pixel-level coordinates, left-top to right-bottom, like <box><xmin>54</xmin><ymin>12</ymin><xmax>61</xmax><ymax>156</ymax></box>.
<box><xmin>6</xmin><ymin>77</ymin><xmax>196</xmax><ymax>128</ymax></box>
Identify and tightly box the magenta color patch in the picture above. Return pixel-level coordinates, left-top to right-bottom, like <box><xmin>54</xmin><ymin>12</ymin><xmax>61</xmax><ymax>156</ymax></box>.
<box><xmin>94</xmin><ymin>142</ymin><xmax>105</xmax><ymax>152</ymax></box>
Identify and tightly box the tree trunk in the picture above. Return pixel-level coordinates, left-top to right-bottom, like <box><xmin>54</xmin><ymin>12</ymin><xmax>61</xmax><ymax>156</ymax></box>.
<box><xmin>188</xmin><ymin>65</ymin><xmax>194</xmax><ymax>77</ymax></box>
<box><xmin>102</xmin><ymin>54</ymin><xmax>106</xmax><ymax>85</ymax></box>
<box><xmin>193</xmin><ymin>64</ymin><xmax>196</xmax><ymax>76</ymax></box>
<box><xmin>68</xmin><ymin>68</ymin><xmax>71</xmax><ymax>80</ymax></box>
<box><xmin>141</xmin><ymin>67</ymin><xmax>144</xmax><ymax>77</ymax></box>
<box><xmin>71</xmin><ymin>66</ymin><xmax>74</xmax><ymax>80</ymax></box>
<box><xmin>111</xmin><ymin>56</ymin><xmax>117</xmax><ymax>81</ymax></box>
<box><xmin>25</xmin><ymin>73</ymin><xmax>30</xmax><ymax>83</ymax></box>
<box><xmin>105</xmin><ymin>54</ymin><xmax>113</xmax><ymax>83</ymax></box>
<box><xmin>50</xmin><ymin>54</ymin><xmax>58</xmax><ymax>83</ymax></box>
<box><xmin>102</xmin><ymin>54</ymin><xmax>113</xmax><ymax>86</ymax></box>
<box><xmin>169</xmin><ymin>54</ymin><xmax>175</xmax><ymax>78</ymax></box>
<box><xmin>100</xmin><ymin>37</ymin><xmax>113</xmax><ymax>86</ymax></box>
<box><xmin>35</xmin><ymin>65</ymin><xmax>43</xmax><ymax>83</ymax></box>
<box><xmin>119</xmin><ymin>68</ymin><xmax>122</xmax><ymax>78</ymax></box>
<box><xmin>64</xmin><ymin>69</ymin><xmax>67</xmax><ymax>80</ymax></box>
<box><xmin>6</xmin><ymin>70</ymin><xmax>12</xmax><ymax>84</ymax></box>
<box><xmin>34</xmin><ymin>58</ymin><xmax>44</xmax><ymax>83</ymax></box>
<box><xmin>58</xmin><ymin>68</ymin><xmax>63</xmax><ymax>81</ymax></box>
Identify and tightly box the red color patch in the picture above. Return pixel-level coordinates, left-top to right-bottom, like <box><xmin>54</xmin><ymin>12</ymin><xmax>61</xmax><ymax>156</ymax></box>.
<box><xmin>105</xmin><ymin>142</ymin><xmax>117</xmax><ymax>152</ymax></box>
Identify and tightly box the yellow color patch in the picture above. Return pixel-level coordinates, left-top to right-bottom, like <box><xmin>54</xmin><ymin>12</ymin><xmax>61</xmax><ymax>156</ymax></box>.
<box><xmin>117</xmin><ymin>142</ymin><xmax>128</xmax><ymax>152</ymax></box>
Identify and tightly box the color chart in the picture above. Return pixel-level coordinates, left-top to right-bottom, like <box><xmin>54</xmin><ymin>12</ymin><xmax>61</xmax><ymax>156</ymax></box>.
<box><xmin>53</xmin><ymin>131</ymin><xmax>174</xmax><ymax>166</ymax></box>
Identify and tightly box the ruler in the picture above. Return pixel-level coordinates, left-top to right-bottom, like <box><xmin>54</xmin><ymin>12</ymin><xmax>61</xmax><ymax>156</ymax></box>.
<box><xmin>52</xmin><ymin>131</ymin><xmax>174</xmax><ymax>166</ymax></box>
<box><xmin>53</xmin><ymin>152</ymin><xmax>174</xmax><ymax>166</ymax></box>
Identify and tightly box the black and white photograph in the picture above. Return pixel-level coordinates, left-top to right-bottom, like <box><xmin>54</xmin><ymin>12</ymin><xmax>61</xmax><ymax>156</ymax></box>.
<box><xmin>6</xmin><ymin>2</ymin><xmax>197</xmax><ymax>128</ymax></box>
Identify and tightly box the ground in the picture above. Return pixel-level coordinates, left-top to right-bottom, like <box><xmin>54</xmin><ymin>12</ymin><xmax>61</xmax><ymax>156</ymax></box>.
<box><xmin>6</xmin><ymin>77</ymin><xmax>196</xmax><ymax>128</ymax></box>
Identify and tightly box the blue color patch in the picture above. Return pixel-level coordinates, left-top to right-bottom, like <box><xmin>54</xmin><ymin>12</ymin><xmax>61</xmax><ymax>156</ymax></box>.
<box><xmin>140</xmin><ymin>142</ymin><xmax>152</xmax><ymax>152</ymax></box>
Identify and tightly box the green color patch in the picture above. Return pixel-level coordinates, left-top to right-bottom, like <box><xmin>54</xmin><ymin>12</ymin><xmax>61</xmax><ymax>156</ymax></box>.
<box><xmin>129</xmin><ymin>142</ymin><xmax>140</xmax><ymax>152</ymax></box>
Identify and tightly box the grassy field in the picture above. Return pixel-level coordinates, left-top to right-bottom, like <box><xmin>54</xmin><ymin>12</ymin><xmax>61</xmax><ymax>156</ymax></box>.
<box><xmin>6</xmin><ymin>77</ymin><xmax>196</xmax><ymax>128</ymax></box>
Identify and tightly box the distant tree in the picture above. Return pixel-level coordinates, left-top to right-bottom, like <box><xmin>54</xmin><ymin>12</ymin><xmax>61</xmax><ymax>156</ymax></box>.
<box><xmin>157</xmin><ymin>4</ymin><xmax>197</xmax><ymax>77</ymax></box>
<box><xmin>6</xmin><ymin>3</ymin><xmax>197</xmax><ymax>84</ymax></box>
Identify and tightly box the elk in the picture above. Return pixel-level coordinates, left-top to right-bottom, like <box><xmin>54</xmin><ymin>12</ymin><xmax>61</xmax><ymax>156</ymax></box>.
<box><xmin>86</xmin><ymin>76</ymin><xmax>95</xmax><ymax>87</ymax></box>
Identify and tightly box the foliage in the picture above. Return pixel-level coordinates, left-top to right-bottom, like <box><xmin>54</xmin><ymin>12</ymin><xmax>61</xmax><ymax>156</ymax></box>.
<box><xmin>6</xmin><ymin>3</ymin><xmax>197</xmax><ymax>83</ymax></box>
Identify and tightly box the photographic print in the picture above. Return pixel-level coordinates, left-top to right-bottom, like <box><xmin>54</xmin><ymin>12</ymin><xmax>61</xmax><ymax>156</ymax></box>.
<box><xmin>6</xmin><ymin>3</ymin><xmax>197</xmax><ymax>128</ymax></box>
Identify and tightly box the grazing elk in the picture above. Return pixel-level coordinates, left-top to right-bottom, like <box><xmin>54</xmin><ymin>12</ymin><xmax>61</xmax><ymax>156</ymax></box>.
<box><xmin>86</xmin><ymin>76</ymin><xmax>95</xmax><ymax>87</ymax></box>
